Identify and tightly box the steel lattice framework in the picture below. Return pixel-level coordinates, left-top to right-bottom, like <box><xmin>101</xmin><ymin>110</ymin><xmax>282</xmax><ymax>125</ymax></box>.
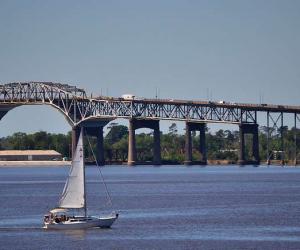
<box><xmin>0</xmin><ymin>81</ymin><xmax>299</xmax><ymax>126</ymax></box>
<box><xmin>87</xmin><ymin>100</ymin><xmax>257</xmax><ymax>124</ymax></box>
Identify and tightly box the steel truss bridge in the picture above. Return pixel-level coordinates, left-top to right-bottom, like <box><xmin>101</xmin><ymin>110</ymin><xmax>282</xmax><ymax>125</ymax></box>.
<box><xmin>0</xmin><ymin>81</ymin><xmax>299</xmax><ymax>165</ymax></box>
<box><xmin>0</xmin><ymin>81</ymin><xmax>299</xmax><ymax>126</ymax></box>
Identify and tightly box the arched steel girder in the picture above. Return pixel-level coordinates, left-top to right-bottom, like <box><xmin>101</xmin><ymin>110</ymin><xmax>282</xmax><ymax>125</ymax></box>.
<box><xmin>0</xmin><ymin>81</ymin><xmax>115</xmax><ymax>127</ymax></box>
<box><xmin>0</xmin><ymin>103</ymin><xmax>77</xmax><ymax>127</ymax></box>
<box><xmin>0</xmin><ymin>102</ymin><xmax>115</xmax><ymax>128</ymax></box>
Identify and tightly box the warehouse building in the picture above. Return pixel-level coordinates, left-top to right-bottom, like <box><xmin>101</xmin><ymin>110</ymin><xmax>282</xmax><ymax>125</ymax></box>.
<box><xmin>0</xmin><ymin>150</ymin><xmax>62</xmax><ymax>161</ymax></box>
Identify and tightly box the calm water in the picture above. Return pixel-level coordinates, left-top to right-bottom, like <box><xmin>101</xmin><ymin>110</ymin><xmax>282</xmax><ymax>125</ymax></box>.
<box><xmin>0</xmin><ymin>165</ymin><xmax>300</xmax><ymax>249</ymax></box>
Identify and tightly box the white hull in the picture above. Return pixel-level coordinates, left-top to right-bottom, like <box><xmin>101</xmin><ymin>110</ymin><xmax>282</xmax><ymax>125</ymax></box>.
<box><xmin>44</xmin><ymin>214</ymin><xmax>118</xmax><ymax>230</ymax></box>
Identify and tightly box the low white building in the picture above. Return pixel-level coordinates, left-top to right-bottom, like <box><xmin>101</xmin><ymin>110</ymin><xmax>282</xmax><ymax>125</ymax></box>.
<box><xmin>0</xmin><ymin>150</ymin><xmax>62</xmax><ymax>161</ymax></box>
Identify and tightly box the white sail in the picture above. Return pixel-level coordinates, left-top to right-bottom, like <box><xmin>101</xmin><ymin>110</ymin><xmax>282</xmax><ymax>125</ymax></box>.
<box><xmin>59</xmin><ymin>129</ymin><xmax>85</xmax><ymax>209</ymax></box>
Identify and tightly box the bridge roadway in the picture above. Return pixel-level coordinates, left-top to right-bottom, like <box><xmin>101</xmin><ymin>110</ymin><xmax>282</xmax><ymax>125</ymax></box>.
<box><xmin>0</xmin><ymin>81</ymin><xmax>299</xmax><ymax>165</ymax></box>
<box><xmin>105</xmin><ymin>96</ymin><xmax>300</xmax><ymax>117</ymax></box>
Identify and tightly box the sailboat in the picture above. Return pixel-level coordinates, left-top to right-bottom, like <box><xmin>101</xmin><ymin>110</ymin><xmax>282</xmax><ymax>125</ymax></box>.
<box><xmin>44</xmin><ymin>128</ymin><xmax>118</xmax><ymax>229</ymax></box>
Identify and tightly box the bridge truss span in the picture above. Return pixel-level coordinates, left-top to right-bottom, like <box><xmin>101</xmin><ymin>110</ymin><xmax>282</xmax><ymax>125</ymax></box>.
<box><xmin>0</xmin><ymin>81</ymin><xmax>299</xmax><ymax>126</ymax></box>
<box><xmin>0</xmin><ymin>81</ymin><xmax>88</xmax><ymax>125</ymax></box>
<box><xmin>0</xmin><ymin>81</ymin><xmax>86</xmax><ymax>101</ymax></box>
<box><xmin>89</xmin><ymin>100</ymin><xmax>258</xmax><ymax>124</ymax></box>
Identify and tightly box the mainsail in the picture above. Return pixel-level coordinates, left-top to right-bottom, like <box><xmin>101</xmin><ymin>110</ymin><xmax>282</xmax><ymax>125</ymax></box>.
<box><xmin>59</xmin><ymin>128</ymin><xmax>85</xmax><ymax>209</ymax></box>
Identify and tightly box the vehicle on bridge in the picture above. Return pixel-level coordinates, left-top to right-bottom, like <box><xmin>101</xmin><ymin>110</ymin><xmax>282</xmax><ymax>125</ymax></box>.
<box><xmin>121</xmin><ymin>94</ymin><xmax>135</xmax><ymax>100</ymax></box>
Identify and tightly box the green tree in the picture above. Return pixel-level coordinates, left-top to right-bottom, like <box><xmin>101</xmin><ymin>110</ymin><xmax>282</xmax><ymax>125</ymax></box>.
<box><xmin>105</xmin><ymin>125</ymin><xmax>128</xmax><ymax>145</ymax></box>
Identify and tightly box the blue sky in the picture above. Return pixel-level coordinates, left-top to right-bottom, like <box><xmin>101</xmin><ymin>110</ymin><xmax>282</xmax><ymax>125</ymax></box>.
<box><xmin>0</xmin><ymin>0</ymin><xmax>299</xmax><ymax>136</ymax></box>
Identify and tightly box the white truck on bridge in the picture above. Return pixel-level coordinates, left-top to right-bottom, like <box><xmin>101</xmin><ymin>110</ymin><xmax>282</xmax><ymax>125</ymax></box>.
<box><xmin>121</xmin><ymin>94</ymin><xmax>135</xmax><ymax>100</ymax></box>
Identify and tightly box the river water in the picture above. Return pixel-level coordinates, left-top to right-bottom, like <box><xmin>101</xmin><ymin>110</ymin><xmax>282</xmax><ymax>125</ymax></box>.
<box><xmin>0</xmin><ymin>165</ymin><xmax>300</xmax><ymax>249</ymax></box>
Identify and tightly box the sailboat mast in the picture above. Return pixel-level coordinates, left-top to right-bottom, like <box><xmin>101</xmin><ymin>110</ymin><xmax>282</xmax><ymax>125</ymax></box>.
<box><xmin>82</xmin><ymin>127</ymin><xmax>87</xmax><ymax>217</ymax></box>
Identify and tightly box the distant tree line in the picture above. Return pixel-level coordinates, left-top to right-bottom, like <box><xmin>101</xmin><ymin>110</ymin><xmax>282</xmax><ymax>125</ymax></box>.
<box><xmin>0</xmin><ymin>131</ymin><xmax>72</xmax><ymax>157</ymax></box>
<box><xmin>0</xmin><ymin>124</ymin><xmax>299</xmax><ymax>163</ymax></box>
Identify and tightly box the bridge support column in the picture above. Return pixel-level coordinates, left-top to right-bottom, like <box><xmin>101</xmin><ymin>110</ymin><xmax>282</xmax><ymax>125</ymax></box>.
<box><xmin>199</xmin><ymin>124</ymin><xmax>207</xmax><ymax>163</ymax></box>
<box><xmin>185</xmin><ymin>122</ymin><xmax>207</xmax><ymax>165</ymax></box>
<box><xmin>153</xmin><ymin>123</ymin><xmax>161</xmax><ymax>165</ymax></box>
<box><xmin>72</xmin><ymin>126</ymin><xmax>81</xmax><ymax>157</ymax></box>
<box><xmin>294</xmin><ymin>113</ymin><xmax>298</xmax><ymax>166</ymax></box>
<box><xmin>184</xmin><ymin>123</ymin><xmax>192</xmax><ymax>165</ymax></box>
<box><xmin>79</xmin><ymin>120</ymin><xmax>110</xmax><ymax>165</ymax></box>
<box><xmin>128</xmin><ymin>119</ymin><xmax>137</xmax><ymax>166</ymax></box>
<box><xmin>127</xmin><ymin>119</ymin><xmax>161</xmax><ymax>166</ymax></box>
<box><xmin>253</xmin><ymin>125</ymin><xmax>260</xmax><ymax>164</ymax></box>
<box><xmin>238</xmin><ymin>124</ymin><xmax>260</xmax><ymax>165</ymax></box>
<box><xmin>93</xmin><ymin>127</ymin><xmax>105</xmax><ymax>166</ymax></box>
<box><xmin>239</xmin><ymin>126</ymin><xmax>245</xmax><ymax>164</ymax></box>
<box><xmin>84</xmin><ymin>126</ymin><xmax>105</xmax><ymax>165</ymax></box>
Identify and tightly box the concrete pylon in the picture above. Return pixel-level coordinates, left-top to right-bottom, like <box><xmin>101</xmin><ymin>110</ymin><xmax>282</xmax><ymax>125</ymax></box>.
<box><xmin>95</xmin><ymin>127</ymin><xmax>105</xmax><ymax>166</ymax></box>
<box><xmin>184</xmin><ymin>122</ymin><xmax>192</xmax><ymax>165</ymax></box>
<box><xmin>239</xmin><ymin>123</ymin><xmax>260</xmax><ymax>165</ymax></box>
<box><xmin>128</xmin><ymin>119</ymin><xmax>137</xmax><ymax>166</ymax></box>
<box><xmin>72</xmin><ymin>126</ymin><xmax>81</xmax><ymax>157</ymax></box>
<box><xmin>238</xmin><ymin>126</ymin><xmax>245</xmax><ymax>165</ymax></box>
<box><xmin>127</xmin><ymin>119</ymin><xmax>161</xmax><ymax>166</ymax></box>
<box><xmin>252</xmin><ymin>125</ymin><xmax>260</xmax><ymax>164</ymax></box>
<box><xmin>199</xmin><ymin>124</ymin><xmax>207</xmax><ymax>163</ymax></box>
<box><xmin>184</xmin><ymin>122</ymin><xmax>207</xmax><ymax>165</ymax></box>
<box><xmin>153</xmin><ymin>124</ymin><xmax>161</xmax><ymax>165</ymax></box>
<box><xmin>83</xmin><ymin>126</ymin><xmax>105</xmax><ymax>165</ymax></box>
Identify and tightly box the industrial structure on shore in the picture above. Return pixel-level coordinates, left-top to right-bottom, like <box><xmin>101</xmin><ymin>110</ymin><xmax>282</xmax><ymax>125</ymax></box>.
<box><xmin>0</xmin><ymin>150</ymin><xmax>62</xmax><ymax>161</ymax></box>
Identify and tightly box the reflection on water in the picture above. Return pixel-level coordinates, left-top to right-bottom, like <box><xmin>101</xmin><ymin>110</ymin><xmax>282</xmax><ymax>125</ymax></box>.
<box><xmin>60</xmin><ymin>229</ymin><xmax>87</xmax><ymax>239</ymax></box>
<box><xmin>0</xmin><ymin>165</ymin><xmax>300</xmax><ymax>249</ymax></box>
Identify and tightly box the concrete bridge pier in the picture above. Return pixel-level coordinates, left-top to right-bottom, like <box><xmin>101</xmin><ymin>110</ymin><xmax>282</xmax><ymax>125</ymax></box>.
<box><xmin>128</xmin><ymin>120</ymin><xmax>137</xmax><ymax>166</ymax></box>
<box><xmin>72</xmin><ymin>126</ymin><xmax>81</xmax><ymax>157</ymax></box>
<box><xmin>96</xmin><ymin>128</ymin><xmax>104</xmax><ymax>165</ymax></box>
<box><xmin>72</xmin><ymin>126</ymin><xmax>105</xmax><ymax>165</ymax></box>
<box><xmin>72</xmin><ymin>120</ymin><xmax>110</xmax><ymax>165</ymax></box>
<box><xmin>153</xmin><ymin>124</ymin><xmax>161</xmax><ymax>165</ymax></box>
<box><xmin>238</xmin><ymin>123</ymin><xmax>260</xmax><ymax>165</ymax></box>
<box><xmin>199</xmin><ymin>124</ymin><xmax>207</xmax><ymax>163</ymax></box>
<box><xmin>85</xmin><ymin>126</ymin><xmax>105</xmax><ymax>166</ymax></box>
<box><xmin>128</xmin><ymin>119</ymin><xmax>161</xmax><ymax>166</ymax></box>
<box><xmin>184</xmin><ymin>123</ymin><xmax>192</xmax><ymax>165</ymax></box>
<box><xmin>184</xmin><ymin>122</ymin><xmax>207</xmax><ymax>165</ymax></box>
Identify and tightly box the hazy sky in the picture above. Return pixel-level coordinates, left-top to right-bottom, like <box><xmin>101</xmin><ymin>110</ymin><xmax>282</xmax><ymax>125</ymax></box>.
<box><xmin>0</xmin><ymin>0</ymin><xmax>299</xmax><ymax>136</ymax></box>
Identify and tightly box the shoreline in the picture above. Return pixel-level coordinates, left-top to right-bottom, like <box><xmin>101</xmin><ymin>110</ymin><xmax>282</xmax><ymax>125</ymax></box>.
<box><xmin>0</xmin><ymin>160</ymin><xmax>298</xmax><ymax>167</ymax></box>
<box><xmin>0</xmin><ymin>161</ymin><xmax>71</xmax><ymax>167</ymax></box>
